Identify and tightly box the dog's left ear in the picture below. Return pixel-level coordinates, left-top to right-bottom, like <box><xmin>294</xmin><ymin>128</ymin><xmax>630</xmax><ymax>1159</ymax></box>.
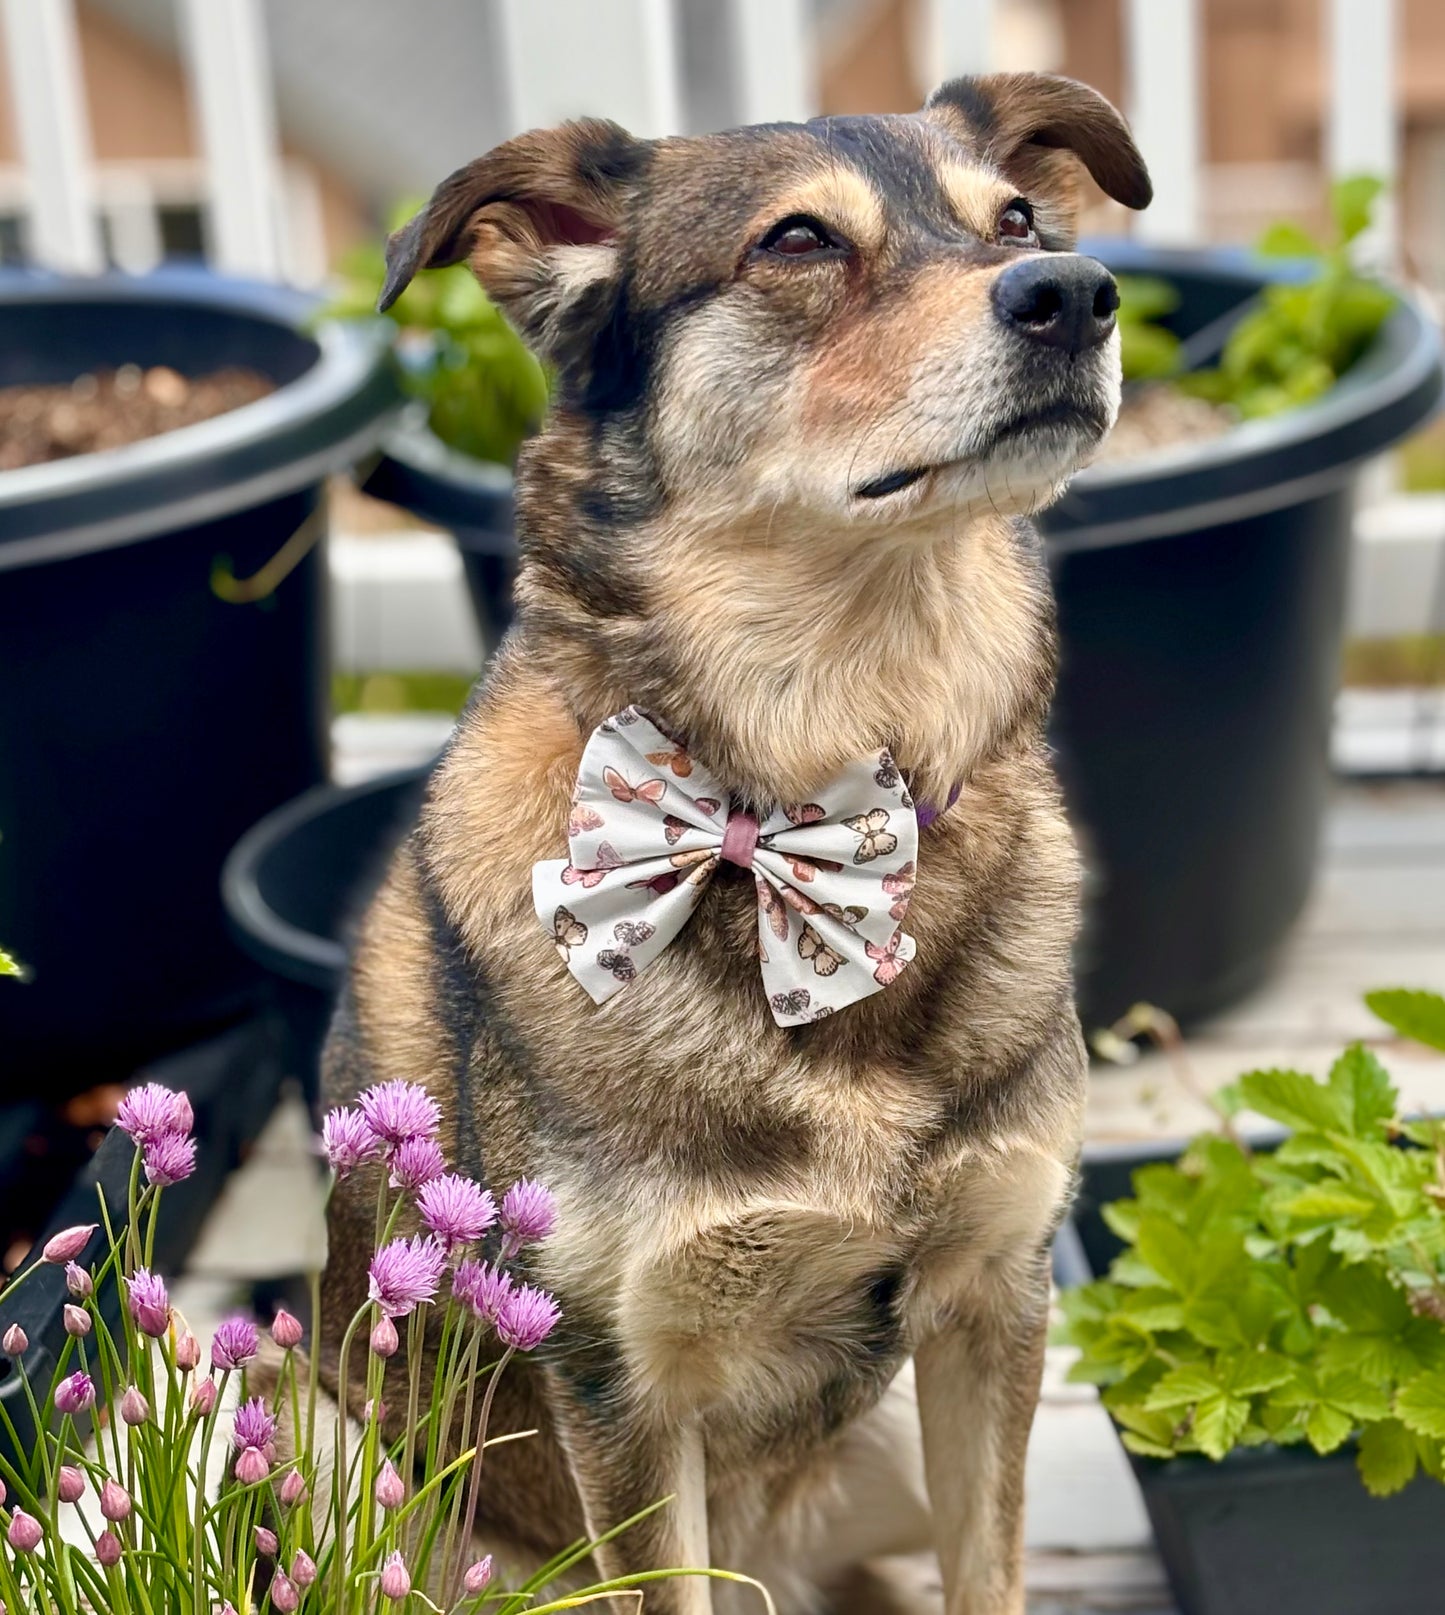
<box><xmin>924</xmin><ymin>73</ymin><xmax>1151</xmax><ymax>240</ymax></box>
<box><xmin>378</xmin><ymin>118</ymin><xmax>650</xmax><ymax>366</ymax></box>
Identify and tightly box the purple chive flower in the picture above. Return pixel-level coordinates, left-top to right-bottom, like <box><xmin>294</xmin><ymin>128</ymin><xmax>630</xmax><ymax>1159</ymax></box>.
<box><xmin>270</xmin><ymin>1574</ymin><xmax>299</xmax><ymax>1614</ymax></box>
<box><xmin>100</xmin><ymin>1480</ymin><xmax>131</xmax><ymax>1522</ymax></box>
<box><xmin>55</xmin><ymin>1372</ymin><xmax>96</xmax><ymax>1415</ymax></box>
<box><xmin>143</xmin><ymin>1131</ymin><xmax>198</xmax><ymax>1187</ymax></box>
<box><xmin>291</xmin><ymin>1549</ymin><xmax>316</xmax><ymax>1587</ymax></box>
<box><xmin>232</xmin><ymin>1396</ymin><xmax>276</xmax><ymax>1453</ymax></box>
<box><xmin>120</xmin><ymin>1386</ymin><xmax>150</xmax><ymax>1426</ymax></box>
<box><xmin>174</xmin><ymin>1330</ymin><xmax>200</xmax><ymax>1370</ymax></box>
<box><xmin>211</xmin><ymin>1315</ymin><xmax>260</xmax><ymax>1371</ymax></box>
<box><xmin>96</xmin><ymin>1529</ymin><xmax>123</xmax><ymax>1567</ymax></box>
<box><xmin>453</xmin><ymin>1259</ymin><xmax>513</xmax><ymax>1325</ymax></box>
<box><xmin>358</xmin><ymin>1080</ymin><xmax>441</xmax><ymax>1149</ymax></box>
<box><xmin>320</xmin><ymin>1106</ymin><xmax>381</xmax><ymax>1178</ymax></box>
<box><xmin>2</xmin><ymin>1323</ymin><xmax>27</xmax><ymax>1356</ymax></box>
<box><xmin>42</xmin><ymin>1224</ymin><xmax>97</xmax><ymax>1265</ymax></box>
<box><xmin>280</xmin><ymin>1472</ymin><xmax>308</xmax><ymax>1509</ymax></box>
<box><xmin>65</xmin><ymin>1261</ymin><xmax>93</xmax><ymax>1298</ymax></box>
<box><xmin>379</xmin><ymin>1551</ymin><xmax>411</xmax><ymax>1601</ymax></box>
<box><xmin>128</xmin><ymin>1268</ymin><xmax>170</xmax><ymax>1337</ymax></box>
<box><xmin>464</xmin><ymin>1557</ymin><xmax>493</xmax><ymax>1596</ymax></box>
<box><xmin>254</xmin><ymin>1525</ymin><xmax>279</xmax><ymax>1557</ymax></box>
<box><xmin>496</xmin><ymin>1283</ymin><xmax>561</xmax><ymax>1352</ymax></box>
<box><xmin>418</xmin><ymin>1174</ymin><xmax>496</xmax><ymax>1251</ymax></box>
<box><xmin>370</xmin><ymin>1315</ymin><xmax>399</xmax><ymax>1358</ymax></box>
<box><xmin>388</xmin><ymin>1136</ymin><xmax>447</xmax><ymax>1192</ymax></box>
<box><xmin>375</xmin><ymin>1458</ymin><xmax>405</xmax><ymax>1510</ymax></box>
<box><xmin>191</xmin><ymin>1376</ymin><xmax>218</xmax><ymax>1416</ymax></box>
<box><xmin>368</xmin><ymin>1235</ymin><xmax>446</xmax><ymax>1317</ymax></box>
<box><xmin>64</xmin><ymin>1304</ymin><xmax>92</xmax><ymax>1338</ymax></box>
<box><xmin>116</xmin><ymin>1082</ymin><xmax>192</xmax><ymax>1144</ymax></box>
<box><xmin>499</xmin><ymin>1179</ymin><xmax>557</xmax><ymax>1256</ymax></box>
<box><xmin>7</xmin><ymin>1510</ymin><xmax>42</xmax><ymax>1553</ymax></box>
<box><xmin>270</xmin><ymin>1309</ymin><xmax>304</xmax><ymax>1351</ymax></box>
<box><xmin>57</xmin><ymin>1465</ymin><xmax>85</xmax><ymax>1504</ymax></box>
<box><xmin>235</xmin><ymin>1446</ymin><xmax>268</xmax><ymax>1485</ymax></box>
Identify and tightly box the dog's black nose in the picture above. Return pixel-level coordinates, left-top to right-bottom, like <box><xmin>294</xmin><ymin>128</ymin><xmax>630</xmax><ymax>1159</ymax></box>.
<box><xmin>991</xmin><ymin>256</ymin><xmax>1119</xmax><ymax>356</ymax></box>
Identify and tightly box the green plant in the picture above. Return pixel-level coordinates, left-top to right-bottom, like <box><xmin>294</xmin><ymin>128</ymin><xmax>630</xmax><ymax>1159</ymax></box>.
<box><xmin>1058</xmin><ymin>987</ymin><xmax>1445</xmax><ymax>1496</ymax></box>
<box><xmin>1114</xmin><ymin>175</ymin><xmax>1397</xmax><ymax>419</ymax></box>
<box><xmin>328</xmin><ymin>204</ymin><xmax>548</xmax><ymax>465</ymax></box>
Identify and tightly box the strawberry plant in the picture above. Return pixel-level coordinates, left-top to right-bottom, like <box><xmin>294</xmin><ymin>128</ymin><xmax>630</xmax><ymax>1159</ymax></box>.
<box><xmin>1058</xmin><ymin>987</ymin><xmax>1445</xmax><ymax>1497</ymax></box>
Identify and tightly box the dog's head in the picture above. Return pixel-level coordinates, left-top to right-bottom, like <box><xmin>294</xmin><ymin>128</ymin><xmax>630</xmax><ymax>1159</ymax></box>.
<box><xmin>381</xmin><ymin>74</ymin><xmax>1149</xmax><ymax>541</ymax></box>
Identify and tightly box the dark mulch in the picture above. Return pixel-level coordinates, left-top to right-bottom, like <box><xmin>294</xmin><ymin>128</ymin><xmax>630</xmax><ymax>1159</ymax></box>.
<box><xmin>0</xmin><ymin>364</ymin><xmax>274</xmax><ymax>470</ymax></box>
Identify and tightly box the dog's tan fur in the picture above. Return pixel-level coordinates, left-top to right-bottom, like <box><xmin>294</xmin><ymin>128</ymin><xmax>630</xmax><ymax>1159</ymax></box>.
<box><xmin>315</xmin><ymin>75</ymin><xmax>1149</xmax><ymax>1615</ymax></box>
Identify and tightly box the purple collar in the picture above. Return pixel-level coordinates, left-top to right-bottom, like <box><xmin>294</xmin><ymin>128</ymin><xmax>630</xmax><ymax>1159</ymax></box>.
<box><xmin>913</xmin><ymin>782</ymin><xmax>962</xmax><ymax>830</ymax></box>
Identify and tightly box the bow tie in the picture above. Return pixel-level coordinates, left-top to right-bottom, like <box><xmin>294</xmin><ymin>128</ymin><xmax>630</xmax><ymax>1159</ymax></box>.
<box><xmin>532</xmin><ymin>708</ymin><xmax>921</xmax><ymax>1026</ymax></box>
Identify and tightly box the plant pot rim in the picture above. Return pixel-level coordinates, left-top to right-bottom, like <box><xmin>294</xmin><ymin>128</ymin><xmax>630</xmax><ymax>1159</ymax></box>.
<box><xmin>0</xmin><ymin>266</ymin><xmax>402</xmax><ymax>569</ymax></box>
<box><xmin>1043</xmin><ymin>240</ymin><xmax>1444</xmax><ymax>553</ymax></box>
<box><xmin>221</xmin><ymin>764</ymin><xmax>426</xmax><ymax>992</ymax></box>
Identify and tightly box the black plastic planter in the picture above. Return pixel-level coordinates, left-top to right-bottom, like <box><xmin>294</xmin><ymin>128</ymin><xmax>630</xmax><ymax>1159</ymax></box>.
<box><xmin>1062</xmin><ymin>1138</ymin><xmax>1445</xmax><ymax>1615</ymax></box>
<box><xmin>221</xmin><ymin>769</ymin><xmax>426</xmax><ymax>1086</ymax></box>
<box><xmin>1046</xmin><ymin>243</ymin><xmax>1443</xmax><ymax>1028</ymax></box>
<box><xmin>360</xmin><ymin>406</ymin><xmax>517</xmax><ymax>649</ymax></box>
<box><xmin>0</xmin><ymin>269</ymin><xmax>399</xmax><ymax>1095</ymax></box>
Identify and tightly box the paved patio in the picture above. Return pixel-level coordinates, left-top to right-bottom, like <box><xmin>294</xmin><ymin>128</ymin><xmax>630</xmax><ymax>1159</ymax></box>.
<box><xmin>174</xmin><ymin>754</ymin><xmax>1445</xmax><ymax>1615</ymax></box>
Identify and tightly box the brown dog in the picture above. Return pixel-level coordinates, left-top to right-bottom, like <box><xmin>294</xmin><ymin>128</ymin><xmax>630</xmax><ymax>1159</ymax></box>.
<box><xmin>318</xmin><ymin>73</ymin><xmax>1149</xmax><ymax>1615</ymax></box>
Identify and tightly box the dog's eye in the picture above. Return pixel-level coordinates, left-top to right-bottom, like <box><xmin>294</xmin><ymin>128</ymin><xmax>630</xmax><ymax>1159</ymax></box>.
<box><xmin>998</xmin><ymin>202</ymin><xmax>1037</xmax><ymax>245</ymax></box>
<box><xmin>759</xmin><ymin>216</ymin><xmax>840</xmax><ymax>258</ymax></box>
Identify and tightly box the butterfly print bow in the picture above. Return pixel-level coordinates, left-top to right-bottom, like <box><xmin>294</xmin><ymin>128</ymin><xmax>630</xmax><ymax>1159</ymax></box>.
<box><xmin>533</xmin><ymin>708</ymin><xmax>919</xmax><ymax>1026</ymax></box>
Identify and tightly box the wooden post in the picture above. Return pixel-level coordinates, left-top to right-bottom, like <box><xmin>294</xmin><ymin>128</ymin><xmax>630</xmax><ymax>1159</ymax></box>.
<box><xmin>1326</xmin><ymin>0</ymin><xmax>1398</xmax><ymax>271</ymax></box>
<box><xmin>1124</xmin><ymin>0</ymin><xmax>1202</xmax><ymax>244</ymax></box>
<box><xmin>730</xmin><ymin>0</ymin><xmax>814</xmax><ymax>125</ymax></box>
<box><xmin>925</xmin><ymin>0</ymin><xmax>995</xmax><ymax>81</ymax></box>
<box><xmin>177</xmin><ymin>0</ymin><xmax>286</xmax><ymax>279</ymax></box>
<box><xmin>496</xmin><ymin>0</ymin><xmax>681</xmax><ymax>137</ymax></box>
<box><xmin>0</xmin><ymin>0</ymin><xmax>103</xmax><ymax>272</ymax></box>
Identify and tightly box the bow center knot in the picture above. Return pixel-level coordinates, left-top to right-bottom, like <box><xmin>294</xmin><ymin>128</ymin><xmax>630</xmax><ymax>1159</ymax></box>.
<box><xmin>720</xmin><ymin>804</ymin><xmax>760</xmax><ymax>870</ymax></box>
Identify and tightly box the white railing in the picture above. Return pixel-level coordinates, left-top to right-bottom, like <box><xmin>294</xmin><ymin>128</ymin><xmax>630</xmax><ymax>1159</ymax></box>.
<box><xmin>0</xmin><ymin>0</ymin><xmax>1405</xmax><ymax>278</ymax></box>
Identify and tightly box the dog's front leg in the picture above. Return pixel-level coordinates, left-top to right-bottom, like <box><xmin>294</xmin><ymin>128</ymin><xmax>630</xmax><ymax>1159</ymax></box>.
<box><xmin>913</xmin><ymin>1250</ymin><xmax>1050</xmax><ymax>1615</ymax></box>
<box><xmin>547</xmin><ymin>1378</ymin><xmax>714</xmax><ymax>1615</ymax></box>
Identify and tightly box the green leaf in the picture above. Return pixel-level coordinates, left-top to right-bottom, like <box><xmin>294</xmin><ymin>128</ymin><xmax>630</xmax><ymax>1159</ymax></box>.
<box><xmin>1396</xmin><ymin>1372</ymin><xmax>1445</xmax><ymax>1439</ymax></box>
<box><xmin>1331</xmin><ymin>174</ymin><xmax>1386</xmax><ymax>244</ymax></box>
<box><xmin>1145</xmin><ymin>1365</ymin><xmax>1220</xmax><ymax>1411</ymax></box>
<box><xmin>0</xmin><ymin>946</ymin><xmax>22</xmax><ymax>978</ymax></box>
<box><xmin>1328</xmin><ymin>1044</ymin><xmax>1398</xmax><ymax>1133</ymax></box>
<box><xmin>1357</xmin><ymin>1419</ymin><xmax>1417</xmax><ymax>1497</ymax></box>
<box><xmin>1274</xmin><ymin>1184</ymin><xmax>1379</xmax><ymax>1222</ymax></box>
<box><xmin>1366</xmin><ymin>989</ymin><xmax>1445</xmax><ymax>1054</ymax></box>
<box><xmin>1134</xmin><ymin>1214</ymin><xmax>1196</xmax><ymax>1295</ymax></box>
<box><xmin>1257</xmin><ymin>220</ymin><xmax>1322</xmax><ymax>260</ymax></box>
<box><xmin>1192</xmin><ymin>1393</ymin><xmax>1251</xmax><ymax>1461</ymax></box>
<box><xmin>1120</xmin><ymin>1288</ymin><xmax>1186</xmax><ymax>1332</ymax></box>
<box><xmin>1305</xmin><ymin>1402</ymin><xmax>1355</xmax><ymax>1455</ymax></box>
<box><xmin>1236</xmin><ymin>1068</ymin><xmax>1346</xmax><ymax>1133</ymax></box>
<box><xmin>1120</xmin><ymin>1429</ymin><xmax>1177</xmax><ymax>1460</ymax></box>
<box><xmin>1222</xmin><ymin>1353</ymin><xmax>1295</xmax><ymax>1397</ymax></box>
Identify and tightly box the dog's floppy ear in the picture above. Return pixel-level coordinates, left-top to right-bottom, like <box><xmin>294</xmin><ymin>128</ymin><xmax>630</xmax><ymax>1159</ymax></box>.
<box><xmin>924</xmin><ymin>73</ymin><xmax>1151</xmax><ymax>240</ymax></box>
<box><xmin>378</xmin><ymin>117</ymin><xmax>649</xmax><ymax>360</ymax></box>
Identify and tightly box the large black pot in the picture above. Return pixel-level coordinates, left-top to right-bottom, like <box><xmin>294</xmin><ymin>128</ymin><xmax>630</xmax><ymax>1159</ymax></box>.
<box><xmin>221</xmin><ymin>768</ymin><xmax>425</xmax><ymax>1087</ymax></box>
<box><xmin>1058</xmin><ymin>1138</ymin><xmax>1445</xmax><ymax>1615</ymax></box>
<box><xmin>1045</xmin><ymin>244</ymin><xmax>1443</xmax><ymax>1027</ymax></box>
<box><xmin>0</xmin><ymin>269</ymin><xmax>399</xmax><ymax>1094</ymax></box>
<box><xmin>354</xmin><ymin>248</ymin><xmax>1444</xmax><ymax>1030</ymax></box>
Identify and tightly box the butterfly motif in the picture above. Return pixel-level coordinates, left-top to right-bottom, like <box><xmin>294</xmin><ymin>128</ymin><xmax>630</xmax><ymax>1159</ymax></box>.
<box><xmin>550</xmin><ymin>907</ymin><xmax>588</xmax><ymax>962</ymax></box>
<box><xmin>900</xmin><ymin>787</ymin><xmax>914</xmax><ymax>810</ymax></box>
<box><xmin>780</xmin><ymin>886</ymin><xmax>819</xmax><ymax>916</ymax></box>
<box><xmin>770</xmin><ymin>988</ymin><xmax>812</xmax><ymax>1017</ymax></box>
<box><xmin>866</xmin><ymin>929</ymin><xmax>909</xmax><ymax>985</ymax></box>
<box><xmin>663</xmin><ymin>814</ymin><xmax>690</xmax><ymax>846</ymax></box>
<box><xmin>806</xmin><ymin>1005</ymin><xmax>836</xmax><ymax>1022</ymax></box>
<box><xmin>695</xmin><ymin>798</ymin><xmax>721</xmax><ymax>816</ymax></box>
<box><xmin>820</xmin><ymin>902</ymin><xmax>868</xmax><ymax>930</ymax></box>
<box><xmin>603</xmin><ymin>767</ymin><xmax>666</xmax><ymax>806</ymax></box>
<box><xmin>561</xmin><ymin>841</ymin><xmax>622</xmax><ymax>888</ymax></box>
<box><xmin>756</xmin><ymin>876</ymin><xmax>791</xmax><ymax>941</ymax></box>
<box><xmin>596</xmin><ymin>949</ymin><xmax>637</xmax><ymax>983</ymax></box>
<box><xmin>568</xmin><ymin>803</ymin><xmax>604</xmax><ymax>836</ymax></box>
<box><xmin>882</xmin><ymin>860</ymin><xmax>915</xmax><ymax>921</ymax></box>
<box><xmin>798</xmin><ymin>923</ymin><xmax>845</xmax><ymax>977</ymax></box>
<box><xmin>646</xmin><ymin>746</ymin><xmax>693</xmax><ymax>778</ymax></box>
<box><xmin>843</xmin><ymin>809</ymin><xmax>898</xmax><ymax>865</ymax></box>
<box><xmin>612</xmin><ymin>920</ymin><xmax>656</xmax><ymax>947</ymax></box>
<box><xmin>784</xmin><ymin>802</ymin><xmax>826</xmax><ymax>827</ymax></box>
<box><xmin>874</xmin><ymin>754</ymin><xmax>900</xmax><ymax>790</ymax></box>
<box><xmin>781</xmin><ymin>853</ymin><xmax>843</xmax><ymax>884</ymax></box>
